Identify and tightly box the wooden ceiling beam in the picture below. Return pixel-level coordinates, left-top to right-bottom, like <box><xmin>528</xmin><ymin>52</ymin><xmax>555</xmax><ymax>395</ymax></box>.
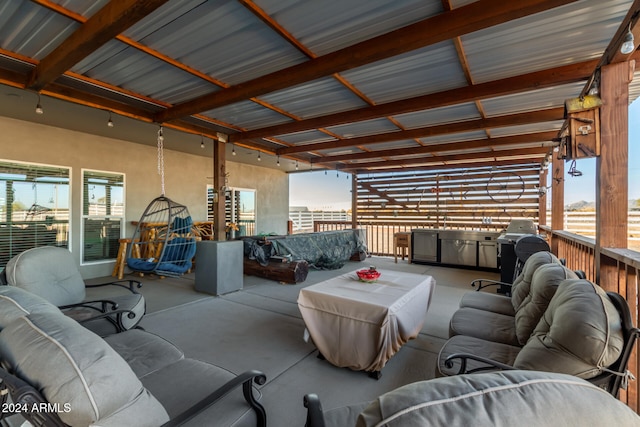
<box><xmin>27</xmin><ymin>0</ymin><xmax>170</xmax><ymax>91</ymax></box>
<box><xmin>352</xmin><ymin>158</ymin><xmax>544</xmax><ymax>175</ymax></box>
<box><xmin>278</xmin><ymin>108</ymin><xmax>563</xmax><ymax>155</ymax></box>
<box><xmin>157</xmin><ymin>0</ymin><xmax>578</xmax><ymax>122</ymax></box>
<box><xmin>312</xmin><ymin>131</ymin><xmax>558</xmax><ymax>164</ymax></box>
<box><xmin>233</xmin><ymin>59</ymin><xmax>595</xmax><ymax>143</ymax></box>
<box><xmin>341</xmin><ymin>147</ymin><xmax>548</xmax><ymax>171</ymax></box>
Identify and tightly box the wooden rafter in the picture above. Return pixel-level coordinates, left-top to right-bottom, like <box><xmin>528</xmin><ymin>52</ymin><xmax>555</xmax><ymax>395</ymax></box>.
<box><xmin>27</xmin><ymin>0</ymin><xmax>170</xmax><ymax>91</ymax></box>
<box><xmin>279</xmin><ymin>108</ymin><xmax>563</xmax><ymax>156</ymax></box>
<box><xmin>157</xmin><ymin>0</ymin><xmax>578</xmax><ymax>122</ymax></box>
<box><xmin>312</xmin><ymin>131</ymin><xmax>558</xmax><ymax>165</ymax></box>
<box><xmin>340</xmin><ymin>147</ymin><xmax>549</xmax><ymax>172</ymax></box>
<box><xmin>232</xmin><ymin>59</ymin><xmax>596</xmax><ymax>143</ymax></box>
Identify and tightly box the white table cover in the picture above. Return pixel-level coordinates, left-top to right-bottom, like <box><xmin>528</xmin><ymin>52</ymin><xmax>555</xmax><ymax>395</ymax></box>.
<box><xmin>297</xmin><ymin>269</ymin><xmax>435</xmax><ymax>372</ymax></box>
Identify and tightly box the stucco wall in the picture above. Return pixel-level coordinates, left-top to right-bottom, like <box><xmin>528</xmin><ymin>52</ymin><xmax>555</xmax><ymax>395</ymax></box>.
<box><xmin>0</xmin><ymin>116</ymin><xmax>289</xmax><ymax>278</ymax></box>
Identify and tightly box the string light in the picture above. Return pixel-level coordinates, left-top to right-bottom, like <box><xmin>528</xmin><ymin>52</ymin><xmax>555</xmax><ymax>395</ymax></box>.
<box><xmin>35</xmin><ymin>94</ymin><xmax>43</xmax><ymax>114</ymax></box>
<box><xmin>200</xmin><ymin>135</ymin><xmax>205</xmax><ymax>149</ymax></box>
<box><xmin>107</xmin><ymin>111</ymin><xmax>114</xmax><ymax>127</ymax></box>
<box><xmin>295</xmin><ymin>160</ymin><xmax>299</xmax><ymax>170</ymax></box>
<box><xmin>276</xmin><ymin>156</ymin><xmax>280</xmax><ymax>166</ymax></box>
<box><xmin>257</xmin><ymin>152</ymin><xmax>261</xmax><ymax>161</ymax></box>
<box><xmin>232</xmin><ymin>144</ymin><xmax>236</xmax><ymax>156</ymax></box>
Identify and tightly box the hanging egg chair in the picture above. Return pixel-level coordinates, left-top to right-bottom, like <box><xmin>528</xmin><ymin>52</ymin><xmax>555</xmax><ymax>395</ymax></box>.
<box><xmin>126</xmin><ymin>126</ymin><xmax>197</xmax><ymax>277</ymax></box>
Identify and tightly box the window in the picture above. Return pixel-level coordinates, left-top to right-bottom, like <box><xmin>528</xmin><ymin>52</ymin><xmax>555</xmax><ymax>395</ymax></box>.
<box><xmin>82</xmin><ymin>170</ymin><xmax>124</xmax><ymax>263</ymax></box>
<box><xmin>0</xmin><ymin>160</ymin><xmax>70</xmax><ymax>268</ymax></box>
<box><xmin>207</xmin><ymin>186</ymin><xmax>256</xmax><ymax>237</ymax></box>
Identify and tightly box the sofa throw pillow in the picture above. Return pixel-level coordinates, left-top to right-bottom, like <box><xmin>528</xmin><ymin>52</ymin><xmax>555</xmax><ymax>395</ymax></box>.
<box><xmin>0</xmin><ymin>311</ymin><xmax>169</xmax><ymax>427</ymax></box>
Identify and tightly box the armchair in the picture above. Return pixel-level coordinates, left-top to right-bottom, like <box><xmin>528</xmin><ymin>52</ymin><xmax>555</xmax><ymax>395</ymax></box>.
<box><xmin>4</xmin><ymin>246</ymin><xmax>145</xmax><ymax>335</ymax></box>
<box><xmin>441</xmin><ymin>280</ymin><xmax>637</xmax><ymax>398</ymax></box>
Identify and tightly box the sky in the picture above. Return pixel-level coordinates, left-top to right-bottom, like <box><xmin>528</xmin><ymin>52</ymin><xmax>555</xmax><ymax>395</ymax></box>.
<box><xmin>289</xmin><ymin>98</ymin><xmax>640</xmax><ymax>210</ymax></box>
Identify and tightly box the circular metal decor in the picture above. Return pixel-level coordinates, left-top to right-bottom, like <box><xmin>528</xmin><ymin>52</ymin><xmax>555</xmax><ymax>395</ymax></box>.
<box><xmin>486</xmin><ymin>171</ymin><xmax>525</xmax><ymax>203</ymax></box>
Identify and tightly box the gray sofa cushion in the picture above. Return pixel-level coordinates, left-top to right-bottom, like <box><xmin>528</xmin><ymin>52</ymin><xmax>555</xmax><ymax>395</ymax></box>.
<box><xmin>350</xmin><ymin>371</ymin><xmax>640</xmax><ymax>426</ymax></box>
<box><xmin>458</xmin><ymin>291</ymin><xmax>514</xmax><ymax>316</ymax></box>
<box><xmin>104</xmin><ymin>329</ymin><xmax>184</xmax><ymax>379</ymax></box>
<box><xmin>437</xmin><ymin>334</ymin><xmax>521</xmax><ymax>376</ymax></box>
<box><xmin>513</xmin><ymin>264</ymin><xmax>577</xmax><ymax>344</ymax></box>
<box><xmin>458</xmin><ymin>251</ymin><xmax>561</xmax><ymax>317</ymax></box>
<box><xmin>451</xmin><ymin>263</ymin><xmax>578</xmax><ymax>347</ymax></box>
<box><xmin>5</xmin><ymin>246</ymin><xmax>86</xmax><ymax>306</ymax></box>
<box><xmin>449</xmin><ymin>308</ymin><xmax>519</xmax><ymax>345</ymax></box>
<box><xmin>142</xmin><ymin>358</ymin><xmax>261</xmax><ymax>427</ymax></box>
<box><xmin>515</xmin><ymin>279</ymin><xmax>624</xmax><ymax>379</ymax></box>
<box><xmin>0</xmin><ymin>285</ymin><xmax>61</xmax><ymax>329</ymax></box>
<box><xmin>510</xmin><ymin>251</ymin><xmax>561</xmax><ymax>311</ymax></box>
<box><xmin>0</xmin><ymin>311</ymin><xmax>169</xmax><ymax>426</ymax></box>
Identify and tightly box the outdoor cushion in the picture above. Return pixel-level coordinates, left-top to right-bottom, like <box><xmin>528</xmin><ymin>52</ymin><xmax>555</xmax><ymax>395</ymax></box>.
<box><xmin>510</xmin><ymin>251</ymin><xmax>562</xmax><ymax>311</ymax></box>
<box><xmin>321</xmin><ymin>371</ymin><xmax>640</xmax><ymax>427</ymax></box>
<box><xmin>458</xmin><ymin>251</ymin><xmax>562</xmax><ymax>316</ymax></box>
<box><xmin>437</xmin><ymin>334</ymin><xmax>521</xmax><ymax>376</ymax></box>
<box><xmin>0</xmin><ymin>285</ymin><xmax>60</xmax><ymax>329</ymax></box>
<box><xmin>0</xmin><ymin>311</ymin><xmax>169</xmax><ymax>427</ymax></box>
<box><xmin>513</xmin><ymin>263</ymin><xmax>578</xmax><ymax>344</ymax></box>
<box><xmin>5</xmin><ymin>246</ymin><xmax>86</xmax><ymax>306</ymax></box>
<box><xmin>103</xmin><ymin>329</ymin><xmax>185</xmax><ymax>379</ymax></box>
<box><xmin>141</xmin><ymin>358</ymin><xmax>262</xmax><ymax>427</ymax></box>
<box><xmin>449</xmin><ymin>264</ymin><xmax>577</xmax><ymax>346</ymax></box>
<box><xmin>515</xmin><ymin>279</ymin><xmax>624</xmax><ymax>379</ymax></box>
<box><xmin>449</xmin><ymin>308</ymin><xmax>519</xmax><ymax>345</ymax></box>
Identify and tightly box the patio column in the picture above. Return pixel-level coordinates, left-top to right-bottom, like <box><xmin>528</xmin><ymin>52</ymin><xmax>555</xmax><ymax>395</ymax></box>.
<box><xmin>213</xmin><ymin>138</ymin><xmax>227</xmax><ymax>241</ymax></box>
<box><xmin>550</xmin><ymin>150</ymin><xmax>564</xmax><ymax>254</ymax></box>
<box><xmin>351</xmin><ymin>173</ymin><xmax>358</xmax><ymax>229</ymax></box>
<box><xmin>595</xmin><ymin>61</ymin><xmax>633</xmax><ymax>286</ymax></box>
<box><xmin>538</xmin><ymin>168</ymin><xmax>548</xmax><ymax>227</ymax></box>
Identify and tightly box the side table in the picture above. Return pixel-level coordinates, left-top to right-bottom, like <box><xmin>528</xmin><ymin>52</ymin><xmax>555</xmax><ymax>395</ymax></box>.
<box><xmin>195</xmin><ymin>240</ymin><xmax>243</xmax><ymax>295</ymax></box>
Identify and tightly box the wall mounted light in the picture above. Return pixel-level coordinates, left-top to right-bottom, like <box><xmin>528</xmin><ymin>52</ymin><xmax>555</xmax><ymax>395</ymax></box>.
<box><xmin>621</xmin><ymin>24</ymin><xmax>635</xmax><ymax>54</ymax></box>
<box><xmin>35</xmin><ymin>94</ymin><xmax>43</xmax><ymax>114</ymax></box>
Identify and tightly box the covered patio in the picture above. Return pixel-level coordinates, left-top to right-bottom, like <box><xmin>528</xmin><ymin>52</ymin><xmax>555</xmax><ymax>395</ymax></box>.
<box><xmin>1</xmin><ymin>0</ymin><xmax>640</xmax><ymax>420</ymax></box>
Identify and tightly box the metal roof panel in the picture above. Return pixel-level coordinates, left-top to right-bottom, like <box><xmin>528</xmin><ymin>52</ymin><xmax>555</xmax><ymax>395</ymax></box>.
<box><xmin>462</xmin><ymin>1</ymin><xmax>632</xmax><ymax>83</ymax></box>
<box><xmin>254</xmin><ymin>0</ymin><xmax>443</xmax><ymax>55</ymax></box>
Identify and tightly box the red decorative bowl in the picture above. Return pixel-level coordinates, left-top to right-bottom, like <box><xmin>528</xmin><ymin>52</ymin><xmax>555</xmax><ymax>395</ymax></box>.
<box><xmin>357</xmin><ymin>269</ymin><xmax>381</xmax><ymax>283</ymax></box>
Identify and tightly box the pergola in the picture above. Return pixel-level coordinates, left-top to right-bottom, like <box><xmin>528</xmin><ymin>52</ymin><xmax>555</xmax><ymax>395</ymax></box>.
<box><xmin>1</xmin><ymin>0</ymin><xmax>640</xmax><ymax>407</ymax></box>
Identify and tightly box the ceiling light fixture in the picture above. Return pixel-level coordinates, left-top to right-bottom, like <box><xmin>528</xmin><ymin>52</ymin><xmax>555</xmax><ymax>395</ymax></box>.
<box><xmin>295</xmin><ymin>160</ymin><xmax>299</xmax><ymax>170</ymax></box>
<box><xmin>276</xmin><ymin>156</ymin><xmax>280</xmax><ymax>166</ymax></box>
<box><xmin>35</xmin><ymin>94</ymin><xmax>43</xmax><ymax>114</ymax></box>
<box><xmin>257</xmin><ymin>152</ymin><xmax>261</xmax><ymax>161</ymax></box>
<box><xmin>621</xmin><ymin>24</ymin><xmax>635</xmax><ymax>54</ymax></box>
<box><xmin>231</xmin><ymin>144</ymin><xmax>236</xmax><ymax>156</ymax></box>
<box><xmin>107</xmin><ymin>111</ymin><xmax>114</xmax><ymax>127</ymax></box>
<box><xmin>200</xmin><ymin>135</ymin><xmax>205</xmax><ymax>149</ymax></box>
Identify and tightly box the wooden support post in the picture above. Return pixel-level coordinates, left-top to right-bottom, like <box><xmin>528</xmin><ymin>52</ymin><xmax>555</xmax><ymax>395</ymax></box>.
<box><xmin>550</xmin><ymin>151</ymin><xmax>565</xmax><ymax>255</ymax></box>
<box><xmin>213</xmin><ymin>138</ymin><xmax>227</xmax><ymax>241</ymax></box>
<box><xmin>351</xmin><ymin>173</ymin><xmax>358</xmax><ymax>230</ymax></box>
<box><xmin>596</xmin><ymin>61</ymin><xmax>632</xmax><ymax>288</ymax></box>
<box><xmin>538</xmin><ymin>168</ymin><xmax>548</xmax><ymax>227</ymax></box>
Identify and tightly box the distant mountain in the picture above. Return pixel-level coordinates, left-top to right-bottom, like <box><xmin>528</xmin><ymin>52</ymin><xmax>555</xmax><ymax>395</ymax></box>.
<box><xmin>565</xmin><ymin>199</ymin><xmax>640</xmax><ymax>211</ymax></box>
<box><xmin>565</xmin><ymin>200</ymin><xmax>595</xmax><ymax>211</ymax></box>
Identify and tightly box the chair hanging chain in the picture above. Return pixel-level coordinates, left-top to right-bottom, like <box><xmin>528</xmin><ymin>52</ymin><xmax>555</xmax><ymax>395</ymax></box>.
<box><xmin>157</xmin><ymin>126</ymin><xmax>166</xmax><ymax>195</ymax></box>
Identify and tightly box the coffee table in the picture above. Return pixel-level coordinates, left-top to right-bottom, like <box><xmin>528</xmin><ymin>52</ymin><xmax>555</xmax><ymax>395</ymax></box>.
<box><xmin>297</xmin><ymin>268</ymin><xmax>435</xmax><ymax>377</ymax></box>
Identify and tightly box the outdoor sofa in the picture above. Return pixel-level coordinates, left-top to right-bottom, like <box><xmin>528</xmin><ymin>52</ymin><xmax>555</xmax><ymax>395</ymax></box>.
<box><xmin>0</xmin><ymin>285</ymin><xmax>266</xmax><ymax>427</ymax></box>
